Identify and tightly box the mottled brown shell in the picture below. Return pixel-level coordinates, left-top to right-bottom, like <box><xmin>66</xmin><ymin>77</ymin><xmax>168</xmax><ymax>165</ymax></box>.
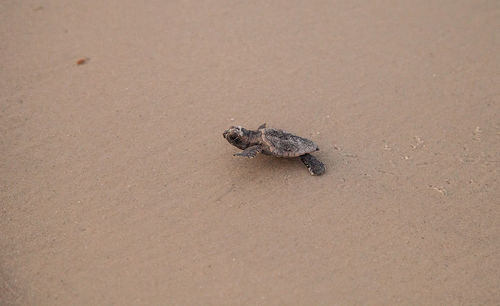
<box><xmin>261</xmin><ymin>128</ymin><xmax>319</xmax><ymax>157</ymax></box>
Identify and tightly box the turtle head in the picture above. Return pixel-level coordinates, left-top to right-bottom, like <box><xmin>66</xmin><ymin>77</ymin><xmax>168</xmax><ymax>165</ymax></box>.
<box><xmin>223</xmin><ymin>126</ymin><xmax>252</xmax><ymax>150</ymax></box>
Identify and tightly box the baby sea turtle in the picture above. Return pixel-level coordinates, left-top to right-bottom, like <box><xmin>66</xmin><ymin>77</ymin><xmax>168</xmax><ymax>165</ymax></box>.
<box><xmin>223</xmin><ymin>123</ymin><xmax>326</xmax><ymax>176</ymax></box>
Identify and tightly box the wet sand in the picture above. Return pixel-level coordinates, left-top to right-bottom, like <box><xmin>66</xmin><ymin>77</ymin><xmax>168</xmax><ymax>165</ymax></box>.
<box><xmin>1</xmin><ymin>0</ymin><xmax>499</xmax><ymax>304</ymax></box>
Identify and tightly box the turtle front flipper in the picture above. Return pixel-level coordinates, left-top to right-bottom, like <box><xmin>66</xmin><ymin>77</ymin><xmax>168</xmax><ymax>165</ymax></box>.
<box><xmin>300</xmin><ymin>154</ymin><xmax>325</xmax><ymax>176</ymax></box>
<box><xmin>257</xmin><ymin>123</ymin><xmax>266</xmax><ymax>129</ymax></box>
<box><xmin>234</xmin><ymin>145</ymin><xmax>262</xmax><ymax>158</ymax></box>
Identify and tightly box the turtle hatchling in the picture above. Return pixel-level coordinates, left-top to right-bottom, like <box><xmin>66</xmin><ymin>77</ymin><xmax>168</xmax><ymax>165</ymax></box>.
<box><xmin>223</xmin><ymin>123</ymin><xmax>326</xmax><ymax>176</ymax></box>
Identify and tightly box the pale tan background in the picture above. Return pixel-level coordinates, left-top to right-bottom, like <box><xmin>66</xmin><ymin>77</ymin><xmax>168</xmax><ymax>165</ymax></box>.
<box><xmin>1</xmin><ymin>0</ymin><xmax>499</xmax><ymax>305</ymax></box>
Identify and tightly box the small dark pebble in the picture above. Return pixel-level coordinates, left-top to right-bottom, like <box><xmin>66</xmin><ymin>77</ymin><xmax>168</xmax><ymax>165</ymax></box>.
<box><xmin>76</xmin><ymin>58</ymin><xmax>89</xmax><ymax>65</ymax></box>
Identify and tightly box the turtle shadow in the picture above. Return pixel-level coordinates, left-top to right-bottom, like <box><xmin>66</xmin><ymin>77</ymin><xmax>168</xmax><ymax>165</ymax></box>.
<box><xmin>232</xmin><ymin>153</ymin><xmax>332</xmax><ymax>178</ymax></box>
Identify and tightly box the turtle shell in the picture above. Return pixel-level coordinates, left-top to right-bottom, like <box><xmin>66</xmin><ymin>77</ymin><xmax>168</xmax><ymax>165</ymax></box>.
<box><xmin>261</xmin><ymin>128</ymin><xmax>319</xmax><ymax>157</ymax></box>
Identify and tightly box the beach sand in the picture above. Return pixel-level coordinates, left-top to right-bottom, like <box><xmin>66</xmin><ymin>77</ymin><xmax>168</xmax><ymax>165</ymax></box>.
<box><xmin>1</xmin><ymin>0</ymin><xmax>499</xmax><ymax>304</ymax></box>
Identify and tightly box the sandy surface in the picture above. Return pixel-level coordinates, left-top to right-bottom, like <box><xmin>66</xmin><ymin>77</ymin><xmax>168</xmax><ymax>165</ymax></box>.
<box><xmin>1</xmin><ymin>0</ymin><xmax>499</xmax><ymax>304</ymax></box>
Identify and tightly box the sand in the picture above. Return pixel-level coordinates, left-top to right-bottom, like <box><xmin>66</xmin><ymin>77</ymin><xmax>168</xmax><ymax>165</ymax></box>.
<box><xmin>1</xmin><ymin>0</ymin><xmax>499</xmax><ymax>304</ymax></box>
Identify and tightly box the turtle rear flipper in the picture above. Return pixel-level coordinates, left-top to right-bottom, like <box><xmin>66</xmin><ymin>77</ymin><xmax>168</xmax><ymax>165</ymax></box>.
<box><xmin>300</xmin><ymin>154</ymin><xmax>325</xmax><ymax>176</ymax></box>
<box><xmin>234</xmin><ymin>145</ymin><xmax>262</xmax><ymax>158</ymax></box>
